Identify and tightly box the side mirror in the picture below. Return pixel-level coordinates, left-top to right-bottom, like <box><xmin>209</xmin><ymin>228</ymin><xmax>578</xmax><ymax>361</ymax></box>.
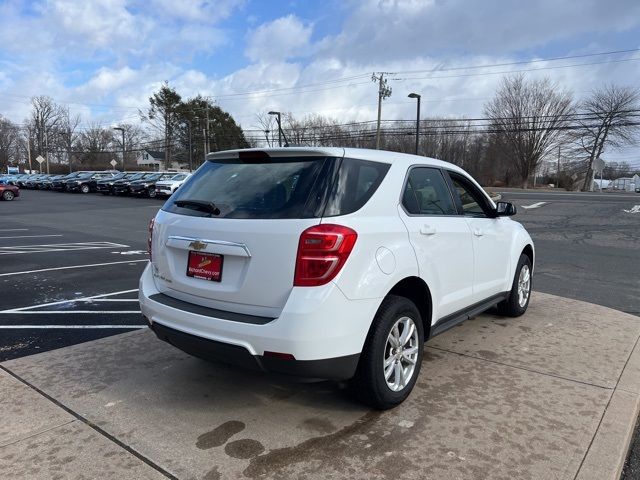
<box><xmin>495</xmin><ymin>201</ymin><xmax>516</xmax><ymax>217</ymax></box>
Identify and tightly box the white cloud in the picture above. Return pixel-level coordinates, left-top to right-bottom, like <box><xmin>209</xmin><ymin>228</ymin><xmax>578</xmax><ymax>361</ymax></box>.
<box><xmin>245</xmin><ymin>14</ymin><xmax>314</xmax><ymax>62</ymax></box>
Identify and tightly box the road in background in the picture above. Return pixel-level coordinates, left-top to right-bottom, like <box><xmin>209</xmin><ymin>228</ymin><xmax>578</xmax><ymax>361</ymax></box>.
<box><xmin>499</xmin><ymin>191</ymin><xmax>640</xmax><ymax>316</ymax></box>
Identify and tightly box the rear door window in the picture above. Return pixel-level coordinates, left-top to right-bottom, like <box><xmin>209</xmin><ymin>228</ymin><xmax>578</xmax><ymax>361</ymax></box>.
<box><xmin>401</xmin><ymin>167</ymin><xmax>457</xmax><ymax>215</ymax></box>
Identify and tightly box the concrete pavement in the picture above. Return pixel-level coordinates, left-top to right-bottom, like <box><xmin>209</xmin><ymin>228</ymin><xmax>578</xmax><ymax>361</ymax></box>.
<box><xmin>2</xmin><ymin>292</ymin><xmax>639</xmax><ymax>480</ymax></box>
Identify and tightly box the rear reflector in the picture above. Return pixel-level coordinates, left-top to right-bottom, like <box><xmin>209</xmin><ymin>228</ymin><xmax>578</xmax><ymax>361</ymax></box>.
<box><xmin>264</xmin><ymin>351</ymin><xmax>296</xmax><ymax>360</ymax></box>
<box><xmin>294</xmin><ymin>224</ymin><xmax>357</xmax><ymax>287</ymax></box>
<box><xmin>147</xmin><ymin>217</ymin><xmax>155</xmax><ymax>262</ymax></box>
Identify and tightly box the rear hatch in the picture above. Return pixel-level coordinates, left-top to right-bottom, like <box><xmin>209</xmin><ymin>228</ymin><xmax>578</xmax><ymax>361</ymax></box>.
<box><xmin>151</xmin><ymin>149</ymin><xmax>391</xmax><ymax>317</ymax></box>
<box><xmin>152</xmin><ymin>150</ymin><xmax>344</xmax><ymax>317</ymax></box>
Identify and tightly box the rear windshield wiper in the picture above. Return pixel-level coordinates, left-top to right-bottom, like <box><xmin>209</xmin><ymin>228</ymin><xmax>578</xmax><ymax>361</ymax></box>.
<box><xmin>174</xmin><ymin>199</ymin><xmax>221</xmax><ymax>216</ymax></box>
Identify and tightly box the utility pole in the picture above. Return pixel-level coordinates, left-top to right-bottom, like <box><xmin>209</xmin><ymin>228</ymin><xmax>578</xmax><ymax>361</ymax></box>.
<box><xmin>202</xmin><ymin>128</ymin><xmax>207</xmax><ymax>161</ymax></box>
<box><xmin>27</xmin><ymin>138</ymin><xmax>33</xmax><ymax>173</ymax></box>
<box><xmin>205</xmin><ymin>105</ymin><xmax>210</xmax><ymax>156</ymax></box>
<box><xmin>184</xmin><ymin>120</ymin><xmax>193</xmax><ymax>172</ymax></box>
<box><xmin>556</xmin><ymin>145</ymin><xmax>561</xmax><ymax>188</ymax></box>
<box><xmin>113</xmin><ymin>127</ymin><xmax>125</xmax><ymax>172</ymax></box>
<box><xmin>44</xmin><ymin>128</ymin><xmax>49</xmax><ymax>174</ymax></box>
<box><xmin>372</xmin><ymin>73</ymin><xmax>392</xmax><ymax>150</ymax></box>
<box><xmin>408</xmin><ymin>93</ymin><xmax>421</xmax><ymax>155</ymax></box>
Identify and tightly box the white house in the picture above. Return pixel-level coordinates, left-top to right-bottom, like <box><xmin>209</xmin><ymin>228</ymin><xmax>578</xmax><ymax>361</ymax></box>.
<box><xmin>136</xmin><ymin>150</ymin><xmax>165</xmax><ymax>170</ymax></box>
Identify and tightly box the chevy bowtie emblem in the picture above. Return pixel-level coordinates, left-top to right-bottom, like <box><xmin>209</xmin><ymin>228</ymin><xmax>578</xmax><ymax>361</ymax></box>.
<box><xmin>188</xmin><ymin>240</ymin><xmax>207</xmax><ymax>251</ymax></box>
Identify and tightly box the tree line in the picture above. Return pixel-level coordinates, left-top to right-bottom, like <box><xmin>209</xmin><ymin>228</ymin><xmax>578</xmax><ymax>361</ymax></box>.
<box><xmin>249</xmin><ymin>75</ymin><xmax>639</xmax><ymax>189</ymax></box>
<box><xmin>1</xmin><ymin>75</ymin><xmax>638</xmax><ymax>189</ymax></box>
<box><xmin>0</xmin><ymin>82</ymin><xmax>248</xmax><ymax>174</ymax></box>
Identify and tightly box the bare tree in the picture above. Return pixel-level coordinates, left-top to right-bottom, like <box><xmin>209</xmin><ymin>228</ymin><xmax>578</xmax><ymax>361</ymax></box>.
<box><xmin>58</xmin><ymin>107</ymin><xmax>82</xmax><ymax>172</ymax></box>
<box><xmin>29</xmin><ymin>96</ymin><xmax>64</xmax><ymax>170</ymax></box>
<box><xmin>485</xmin><ymin>75</ymin><xmax>574</xmax><ymax>188</ymax></box>
<box><xmin>574</xmin><ymin>85</ymin><xmax>640</xmax><ymax>190</ymax></box>
<box><xmin>0</xmin><ymin>116</ymin><xmax>21</xmax><ymax>172</ymax></box>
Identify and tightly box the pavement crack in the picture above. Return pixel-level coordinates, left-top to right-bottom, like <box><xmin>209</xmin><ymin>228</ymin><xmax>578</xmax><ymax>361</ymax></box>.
<box><xmin>0</xmin><ymin>364</ymin><xmax>178</xmax><ymax>480</ymax></box>
<box><xmin>425</xmin><ymin>345</ymin><xmax>613</xmax><ymax>390</ymax></box>
<box><xmin>0</xmin><ymin>419</ymin><xmax>77</xmax><ymax>449</ymax></box>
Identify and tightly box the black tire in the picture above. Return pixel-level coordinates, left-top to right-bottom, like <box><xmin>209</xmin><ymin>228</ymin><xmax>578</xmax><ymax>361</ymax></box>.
<box><xmin>496</xmin><ymin>253</ymin><xmax>532</xmax><ymax>317</ymax></box>
<box><xmin>147</xmin><ymin>188</ymin><xmax>156</xmax><ymax>198</ymax></box>
<box><xmin>80</xmin><ymin>184</ymin><xmax>90</xmax><ymax>194</ymax></box>
<box><xmin>2</xmin><ymin>190</ymin><xmax>15</xmax><ymax>201</ymax></box>
<box><xmin>350</xmin><ymin>295</ymin><xmax>424</xmax><ymax>410</ymax></box>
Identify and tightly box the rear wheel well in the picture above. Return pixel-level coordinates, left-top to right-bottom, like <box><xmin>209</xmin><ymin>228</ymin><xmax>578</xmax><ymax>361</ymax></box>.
<box><xmin>387</xmin><ymin>277</ymin><xmax>432</xmax><ymax>338</ymax></box>
<box><xmin>522</xmin><ymin>244</ymin><xmax>534</xmax><ymax>270</ymax></box>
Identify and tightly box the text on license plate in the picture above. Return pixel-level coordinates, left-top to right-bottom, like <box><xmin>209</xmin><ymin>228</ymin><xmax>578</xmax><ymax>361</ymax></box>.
<box><xmin>186</xmin><ymin>251</ymin><xmax>223</xmax><ymax>282</ymax></box>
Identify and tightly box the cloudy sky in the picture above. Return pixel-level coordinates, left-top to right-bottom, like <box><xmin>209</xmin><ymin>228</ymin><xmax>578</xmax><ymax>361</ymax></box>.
<box><xmin>1</xmin><ymin>0</ymin><xmax>639</xmax><ymax>160</ymax></box>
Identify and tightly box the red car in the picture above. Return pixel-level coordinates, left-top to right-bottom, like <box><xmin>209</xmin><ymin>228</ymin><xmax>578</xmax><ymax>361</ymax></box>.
<box><xmin>0</xmin><ymin>183</ymin><xmax>19</xmax><ymax>201</ymax></box>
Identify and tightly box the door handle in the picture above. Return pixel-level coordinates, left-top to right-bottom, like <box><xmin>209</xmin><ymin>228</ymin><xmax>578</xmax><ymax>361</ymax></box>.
<box><xmin>420</xmin><ymin>225</ymin><xmax>436</xmax><ymax>236</ymax></box>
<box><xmin>473</xmin><ymin>229</ymin><xmax>484</xmax><ymax>237</ymax></box>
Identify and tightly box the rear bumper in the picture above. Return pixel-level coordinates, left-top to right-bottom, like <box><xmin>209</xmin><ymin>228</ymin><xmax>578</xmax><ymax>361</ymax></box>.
<box><xmin>139</xmin><ymin>263</ymin><xmax>381</xmax><ymax>380</ymax></box>
<box><xmin>148</xmin><ymin>321</ymin><xmax>360</xmax><ymax>380</ymax></box>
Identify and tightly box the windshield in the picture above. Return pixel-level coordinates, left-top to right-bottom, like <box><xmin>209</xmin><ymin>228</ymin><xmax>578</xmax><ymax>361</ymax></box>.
<box><xmin>170</xmin><ymin>173</ymin><xmax>188</xmax><ymax>181</ymax></box>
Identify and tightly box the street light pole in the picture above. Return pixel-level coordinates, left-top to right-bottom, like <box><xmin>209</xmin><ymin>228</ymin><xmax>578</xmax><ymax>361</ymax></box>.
<box><xmin>113</xmin><ymin>127</ymin><xmax>125</xmax><ymax>172</ymax></box>
<box><xmin>408</xmin><ymin>93</ymin><xmax>421</xmax><ymax>155</ymax></box>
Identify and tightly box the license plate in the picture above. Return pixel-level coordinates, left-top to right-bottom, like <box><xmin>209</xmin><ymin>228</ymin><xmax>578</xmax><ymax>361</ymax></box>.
<box><xmin>186</xmin><ymin>251</ymin><xmax>223</xmax><ymax>282</ymax></box>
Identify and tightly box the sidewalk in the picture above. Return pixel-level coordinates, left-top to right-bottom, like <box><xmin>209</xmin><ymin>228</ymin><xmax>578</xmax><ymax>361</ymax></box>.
<box><xmin>2</xmin><ymin>292</ymin><xmax>639</xmax><ymax>480</ymax></box>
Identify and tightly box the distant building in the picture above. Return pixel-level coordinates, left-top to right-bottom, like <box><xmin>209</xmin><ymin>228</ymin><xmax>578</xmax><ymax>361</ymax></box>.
<box><xmin>136</xmin><ymin>150</ymin><xmax>165</xmax><ymax>170</ymax></box>
<box><xmin>610</xmin><ymin>174</ymin><xmax>640</xmax><ymax>191</ymax></box>
<box><xmin>592</xmin><ymin>179</ymin><xmax>611</xmax><ymax>190</ymax></box>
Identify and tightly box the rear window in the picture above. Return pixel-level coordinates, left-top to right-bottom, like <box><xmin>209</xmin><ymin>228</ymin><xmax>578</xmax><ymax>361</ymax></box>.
<box><xmin>163</xmin><ymin>155</ymin><xmax>390</xmax><ymax>219</ymax></box>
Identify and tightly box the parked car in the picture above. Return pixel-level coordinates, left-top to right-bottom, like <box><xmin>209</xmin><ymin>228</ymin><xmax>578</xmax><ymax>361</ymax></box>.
<box><xmin>0</xmin><ymin>182</ymin><xmax>19</xmax><ymax>201</ymax></box>
<box><xmin>51</xmin><ymin>172</ymin><xmax>87</xmax><ymax>191</ymax></box>
<box><xmin>96</xmin><ymin>172</ymin><xmax>142</xmax><ymax>195</ymax></box>
<box><xmin>66</xmin><ymin>172</ymin><xmax>117</xmax><ymax>193</ymax></box>
<box><xmin>39</xmin><ymin>174</ymin><xmax>65</xmax><ymax>190</ymax></box>
<box><xmin>155</xmin><ymin>173</ymin><xmax>191</xmax><ymax>197</ymax></box>
<box><xmin>112</xmin><ymin>172</ymin><xmax>158</xmax><ymax>196</ymax></box>
<box><xmin>140</xmin><ymin>147</ymin><xmax>535</xmax><ymax>409</ymax></box>
<box><xmin>129</xmin><ymin>173</ymin><xmax>174</xmax><ymax>198</ymax></box>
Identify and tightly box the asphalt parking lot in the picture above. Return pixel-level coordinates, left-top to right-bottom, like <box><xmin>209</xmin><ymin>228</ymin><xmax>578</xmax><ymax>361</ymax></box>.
<box><xmin>0</xmin><ymin>188</ymin><xmax>639</xmax><ymax>479</ymax></box>
<box><xmin>0</xmin><ymin>190</ymin><xmax>163</xmax><ymax>361</ymax></box>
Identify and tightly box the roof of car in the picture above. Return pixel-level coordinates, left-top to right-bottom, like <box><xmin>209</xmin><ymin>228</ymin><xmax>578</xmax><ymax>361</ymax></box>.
<box><xmin>208</xmin><ymin>147</ymin><xmax>467</xmax><ymax>175</ymax></box>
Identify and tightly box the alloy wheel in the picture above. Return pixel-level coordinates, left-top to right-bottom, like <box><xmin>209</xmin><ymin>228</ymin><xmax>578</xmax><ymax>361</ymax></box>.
<box><xmin>383</xmin><ymin>316</ymin><xmax>419</xmax><ymax>392</ymax></box>
<box><xmin>517</xmin><ymin>265</ymin><xmax>531</xmax><ymax>307</ymax></box>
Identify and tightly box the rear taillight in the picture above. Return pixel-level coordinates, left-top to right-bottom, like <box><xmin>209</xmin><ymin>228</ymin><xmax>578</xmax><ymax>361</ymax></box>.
<box><xmin>147</xmin><ymin>217</ymin><xmax>155</xmax><ymax>262</ymax></box>
<box><xmin>294</xmin><ymin>224</ymin><xmax>357</xmax><ymax>287</ymax></box>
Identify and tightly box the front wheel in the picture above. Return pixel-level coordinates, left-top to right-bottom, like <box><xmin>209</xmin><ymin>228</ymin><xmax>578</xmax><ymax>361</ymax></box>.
<box><xmin>147</xmin><ymin>188</ymin><xmax>156</xmax><ymax>198</ymax></box>
<box><xmin>80</xmin><ymin>184</ymin><xmax>90</xmax><ymax>194</ymax></box>
<box><xmin>351</xmin><ymin>295</ymin><xmax>424</xmax><ymax>410</ymax></box>
<box><xmin>496</xmin><ymin>253</ymin><xmax>532</xmax><ymax>317</ymax></box>
<box><xmin>2</xmin><ymin>190</ymin><xmax>15</xmax><ymax>201</ymax></box>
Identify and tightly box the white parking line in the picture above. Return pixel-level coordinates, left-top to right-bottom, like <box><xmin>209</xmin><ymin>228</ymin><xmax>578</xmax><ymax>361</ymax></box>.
<box><xmin>0</xmin><ymin>241</ymin><xmax>129</xmax><ymax>255</ymax></box>
<box><xmin>0</xmin><ymin>311</ymin><xmax>141</xmax><ymax>314</ymax></box>
<box><xmin>0</xmin><ymin>288</ymin><xmax>139</xmax><ymax>313</ymax></box>
<box><xmin>92</xmin><ymin>299</ymin><xmax>139</xmax><ymax>302</ymax></box>
<box><xmin>0</xmin><ymin>234</ymin><xmax>63</xmax><ymax>240</ymax></box>
<box><xmin>2</xmin><ymin>229</ymin><xmax>29</xmax><ymax>232</ymax></box>
<box><xmin>0</xmin><ymin>259</ymin><xmax>148</xmax><ymax>277</ymax></box>
<box><xmin>521</xmin><ymin>202</ymin><xmax>547</xmax><ymax>209</ymax></box>
<box><xmin>0</xmin><ymin>325</ymin><xmax>146</xmax><ymax>329</ymax></box>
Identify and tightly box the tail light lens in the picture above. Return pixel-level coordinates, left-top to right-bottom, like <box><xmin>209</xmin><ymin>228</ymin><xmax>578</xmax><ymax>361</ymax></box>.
<box><xmin>147</xmin><ymin>217</ymin><xmax>155</xmax><ymax>262</ymax></box>
<box><xmin>294</xmin><ymin>224</ymin><xmax>357</xmax><ymax>287</ymax></box>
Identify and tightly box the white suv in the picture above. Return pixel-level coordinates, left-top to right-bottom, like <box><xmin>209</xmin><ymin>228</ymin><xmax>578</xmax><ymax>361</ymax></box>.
<box><xmin>155</xmin><ymin>172</ymin><xmax>191</xmax><ymax>197</ymax></box>
<box><xmin>139</xmin><ymin>148</ymin><xmax>534</xmax><ymax>409</ymax></box>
